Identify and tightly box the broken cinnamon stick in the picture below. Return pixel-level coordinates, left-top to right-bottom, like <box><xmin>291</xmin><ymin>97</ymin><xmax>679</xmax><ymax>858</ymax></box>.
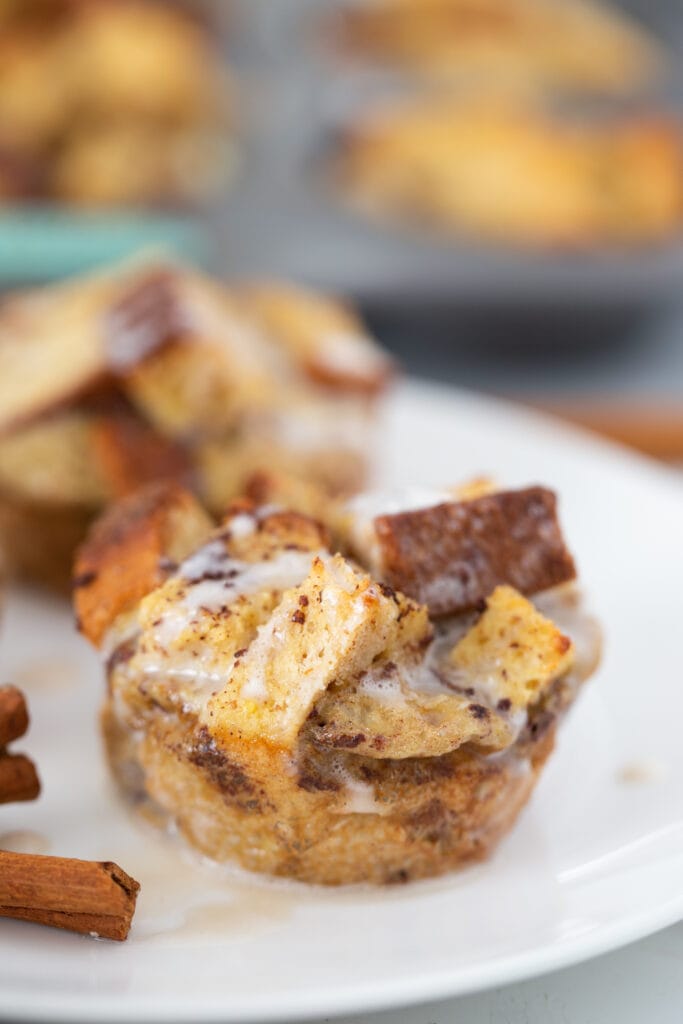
<box><xmin>0</xmin><ymin>685</ymin><xmax>29</xmax><ymax>746</ymax></box>
<box><xmin>0</xmin><ymin>851</ymin><xmax>140</xmax><ymax>941</ymax></box>
<box><xmin>0</xmin><ymin>754</ymin><xmax>40</xmax><ymax>804</ymax></box>
<box><xmin>0</xmin><ymin>684</ymin><xmax>40</xmax><ymax>803</ymax></box>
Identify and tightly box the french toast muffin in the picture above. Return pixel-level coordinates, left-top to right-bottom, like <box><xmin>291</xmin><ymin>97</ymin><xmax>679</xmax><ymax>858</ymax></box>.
<box><xmin>335</xmin><ymin>95</ymin><xmax>683</xmax><ymax>247</ymax></box>
<box><xmin>0</xmin><ymin>259</ymin><xmax>391</xmax><ymax>588</ymax></box>
<box><xmin>75</xmin><ymin>479</ymin><xmax>600</xmax><ymax>885</ymax></box>
<box><xmin>0</xmin><ymin>0</ymin><xmax>233</xmax><ymax>208</ymax></box>
<box><xmin>334</xmin><ymin>0</ymin><xmax>663</xmax><ymax>94</ymax></box>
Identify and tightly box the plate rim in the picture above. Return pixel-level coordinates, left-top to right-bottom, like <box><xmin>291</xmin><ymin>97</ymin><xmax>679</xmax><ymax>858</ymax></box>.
<box><xmin>4</xmin><ymin>897</ymin><xmax>683</xmax><ymax>1024</ymax></box>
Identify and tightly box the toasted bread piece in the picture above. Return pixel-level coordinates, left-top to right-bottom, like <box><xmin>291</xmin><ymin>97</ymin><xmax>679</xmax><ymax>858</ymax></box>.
<box><xmin>237</xmin><ymin>282</ymin><xmax>393</xmax><ymax>395</ymax></box>
<box><xmin>103</xmin><ymin>265</ymin><xmax>187</xmax><ymax>370</ymax></box>
<box><xmin>0</xmin><ymin>258</ymin><xmax>192</xmax><ymax>435</ymax></box>
<box><xmin>366</xmin><ymin>486</ymin><xmax>576</xmax><ymax>615</ymax></box>
<box><xmin>114</xmin><ymin>267</ymin><xmax>278</xmax><ymax>437</ymax></box>
<box><xmin>208</xmin><ymin>554</ymin><xmax>431</xmax><ymax>748</ymax></box>
<box><xmin>309</xmin><ymin>659</ymin><xmax>516</xmax><ymax>759</ymax></box>
<box><xmin>74</xmin><ymin>482</ymin><xmax>212</xmax><ymax>647</ymax></box>
<box><xmin>0</xmin><ymin>271</ymin><xmax>117</xmax><ymax>435</ymax></box>
<box><xmin>129</xmin><ymin>505</ymin><xmax>332</xmax><ymax>714</ymax></box>
<box><xmin>448</xmin><ymin>585</ymin><xmax>574</xmax><ymax>709</ymax></box>
<box><xmin>89</xmin><ymin>413</ymin><xmax>193</xmax><ymax>498</ymax></box>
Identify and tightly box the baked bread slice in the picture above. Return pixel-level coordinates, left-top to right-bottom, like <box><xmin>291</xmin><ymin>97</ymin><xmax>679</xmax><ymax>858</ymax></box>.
<box><xmin>0</xmin><ymin>257</ymin><xmax>388</xmax><ymax>588</ymax></box>
<box><xmin>76</xmin><ymin>479</ymin><xmax>600</xmax><ymax>885</ymax></box>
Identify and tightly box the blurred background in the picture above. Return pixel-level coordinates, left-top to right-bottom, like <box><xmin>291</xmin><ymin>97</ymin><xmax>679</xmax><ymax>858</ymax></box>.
<box><xmin>0</xmin><ymin>0</ymin><xmax>681</xmax><ymax>463</ymax></box>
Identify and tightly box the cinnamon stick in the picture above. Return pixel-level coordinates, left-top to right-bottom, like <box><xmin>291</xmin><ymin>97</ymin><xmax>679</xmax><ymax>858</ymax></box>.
<box><xmin>0</xmin><ymin>685</ymin><xmax>29</xmax><ymax>746</ymax></box>
<box><xmin>0</xmin><ymin>684</ymin><xmax>40</xmax><ymax>803</ymax></box>
<box><xmin>0</xmin><ymin>754</ymin><xmax>40</xmax><ymax>804</ymax></box>
<box><xmin>0</xmin><ymin>851</ymin><xmax>140</xmax><ymax>941</ymax></box>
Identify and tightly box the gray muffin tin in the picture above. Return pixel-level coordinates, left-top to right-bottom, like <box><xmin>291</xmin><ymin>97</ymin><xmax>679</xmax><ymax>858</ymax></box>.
<box><xmin>213</xmin><ymin>0</ymin><xmax>683</xmax><ymax>307</ymax></box>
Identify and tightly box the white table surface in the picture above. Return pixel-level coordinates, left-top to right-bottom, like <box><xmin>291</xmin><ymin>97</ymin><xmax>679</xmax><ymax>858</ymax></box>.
<box><xmin>326</xmin><ymin>922</ymin><xmax>683</xmax><ymax>1024</ymax></box>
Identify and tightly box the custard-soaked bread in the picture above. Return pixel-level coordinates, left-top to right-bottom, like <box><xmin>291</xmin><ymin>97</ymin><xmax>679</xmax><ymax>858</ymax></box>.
<box><xmin>0</xmin><ymin>257</ymin><xmax>388</xmax><ymax>588</ymax></box>
<box><xmin>209</xmin><ymin>554</ymin><xmax>430</xmax><ymax>748</ymax></box>
<box><xmin>446</xmin><ymin>584</ymin><xmax>574</xmax><ymax>710</ymax></box>
<box><xmin>77</xmin><ymin>479</ymin><xmax>600</xmax><ymax>885</ymax></box>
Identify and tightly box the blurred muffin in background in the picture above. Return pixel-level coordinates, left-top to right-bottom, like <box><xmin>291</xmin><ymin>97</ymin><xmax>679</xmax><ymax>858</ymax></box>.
<box><xmin>0</xmin><ymin>0</ymin><xmax>233</xmax><ymax>208</ymax></box>
<box><xmin>0</xmin><ymin>257</ymin><xmax>393</xmax><ymax>589</ymax></box>
<box><xmin>334</xmin><ymin>95</ymin><xmax>683</xmax><ymax>247</ymax></box>
<box><xmin>334</xmin><ymin>0</ymin><xmax>664</xmax><ymax>94</ymax></box>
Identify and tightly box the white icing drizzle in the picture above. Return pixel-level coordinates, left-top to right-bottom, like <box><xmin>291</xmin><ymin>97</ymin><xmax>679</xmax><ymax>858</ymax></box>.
<box><xmin>238</xmin><ymin>558</ymin><xmax>370</xmax><ymax>705</ymax></box>
<box><xmin>224</xmin><ymin>513</ymin><xmax>257</xmax><ymax>540</ymax></box>
<box><xmin>181</xmin><ymin>550</ymin><xmax>320</xmax><ymax>616</ymax></box>
<box><xmin>344</xmin><ymin>486</ymin><xmax>452</xmax><ymax>567</ymax></box>
<box><xmin>316</xmin><ymin>331</ymin><xmax>388</xmax><ymax>378</ymax></box>
<box><xmin>345</xmin><ymin>486</ymin><xmax>452</xmax><ymax>523</ymax></box>
<box><xmin>238</xmin><ymin>614</ymin><xmax>289</xmax><ymax>702</ymax></box>
<box><xmin>325</xmin><ymin>758</ymin><xmax>385</xmax><ymax>816</ymax></box>
<box><xmin>133</xmin><ymin>537</ymin><xmax>325</xmax><ymax>704</ymax></box>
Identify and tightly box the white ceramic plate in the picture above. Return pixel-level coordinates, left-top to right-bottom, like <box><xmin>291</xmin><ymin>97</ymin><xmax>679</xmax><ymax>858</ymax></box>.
<box><xmin>1</xmin><ymin>380</ymin><xmax>682</xmax><ymax>1024</ymax></box>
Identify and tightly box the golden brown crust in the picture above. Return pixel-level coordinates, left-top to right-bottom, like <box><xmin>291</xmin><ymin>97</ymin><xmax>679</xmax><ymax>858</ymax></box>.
<box><xmin>74</xmin><ymin>482</ymin><xmax>212</xmax><ymax>646</ymax></box>
<box><xmin>0</xmin><ymin>490</ymin><xmax>95</xmax><ymax>592</ymax></box>
<box><xmin>89</xmin><ymin>413</ymin><xmax>194</xmax><ymax>499</ymax></box>
<box><xmin>102</xmin><ymin>680</ymin><xmax>565</xmax><ymax>885</ymax></box>
<box><xmin>374</xmin><ymin>486</ymin><xmax>576</xmax><ymax>615</ymax></box>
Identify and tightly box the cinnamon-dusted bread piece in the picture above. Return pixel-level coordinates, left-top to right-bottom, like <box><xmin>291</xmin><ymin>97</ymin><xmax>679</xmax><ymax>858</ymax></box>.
<box><xmin>74</xmin><ymin>481</ymin><xmax>212</xmax><ymax>648</ymax></box>
<box><xmin>344</xmin><ymin>485</ymin><xmax>576</xmax><ymax>616</ymax></box>
<box><xmin>80</xmin><ymin>479</ymin><xmax>600</xmax><ymax>885</ymax></box>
